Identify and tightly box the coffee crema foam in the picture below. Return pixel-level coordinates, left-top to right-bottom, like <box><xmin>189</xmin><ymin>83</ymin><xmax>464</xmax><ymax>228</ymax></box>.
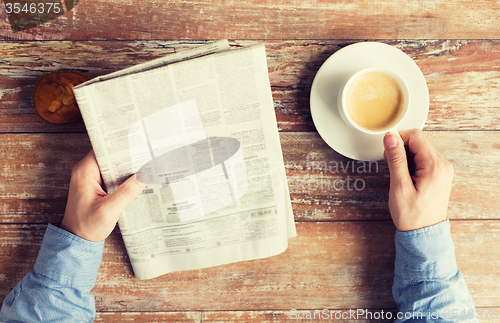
<box><xmin>346</xmin><ymin>71</ymin><xmax>404</xmax><ymax>131</ymax></box>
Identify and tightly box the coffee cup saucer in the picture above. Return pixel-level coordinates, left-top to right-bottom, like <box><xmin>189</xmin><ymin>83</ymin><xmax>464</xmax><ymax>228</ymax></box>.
<box><xmin>310</xmin><ymin>42</ymin><xmax>429</xmax><ymax>161</ymax></box>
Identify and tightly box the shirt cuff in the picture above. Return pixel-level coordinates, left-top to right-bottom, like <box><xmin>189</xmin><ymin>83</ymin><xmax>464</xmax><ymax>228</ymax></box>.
<box><xmin>394</xmin><ymin>219</ymin><xmax>458</xmax><ymax>281</ymax></box>
<box><xmin>34</xmin><ymin>223</ymin><xmax>104</xmax><ymax>291</ymax></box>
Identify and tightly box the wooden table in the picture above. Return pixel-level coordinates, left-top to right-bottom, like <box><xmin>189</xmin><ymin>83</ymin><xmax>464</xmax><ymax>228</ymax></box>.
<box><xmin>1</xmin><ymin>1</ymin><xmax>500</xmax><ymax>322</ymax></box>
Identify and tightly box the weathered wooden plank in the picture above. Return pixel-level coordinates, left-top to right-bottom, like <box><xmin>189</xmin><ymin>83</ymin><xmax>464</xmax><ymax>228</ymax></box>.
<box><xmin>0</xmin><ymin>40</ymin><xmax>212</xmax><ymax>133</ymax></box>
<box><xmin>0</xmin><ymin>131</ymin><xmax>499</xmax><ymax>223</ymax></box>
<box><xmin>284</xmin><ymin>131</ymin><xmax>500</xmax><ymax>221</ymax></box>
<box><xmin>94</xmin><ymin>310</ymin><xmax>375</xmax><ymax>323</ymax></box>
<box><xmin>0</xmin><ymin>0</ymin><xmax>499</xmax><ymax>40</ymax></box>
<box><xmin>1</xmin><ymin>40</ymin><xmax>499</xmax><ymax>132</ymax></box>
<box><xmin>201</xmin><ymin>310</ymin><xmax>400</xmax><ymax>322</ymax></box>
<box><xmin>94</xmin><ymin>221</ymin><xmax>397</xmax><ymax>311</ymax></box>
<box><xmin>93</xmin><ymin>308</ymin><xmax>499</xmax><ymax>322</ymax></box>
<box><xmin>0</xmin><ymin>134</ymin><xmax>91</xmax><ymax>223</ymax></box>
<box><xmin>94</xmin><ymin>311</ymin><xmax>201</xmax><ymax>322</ymax></box>
<box><xmin>1</xmin><ymin>221</ymin><xmax>499</xmax><ymax>311</ymax></box>
<box><xmin>94</xmin><ymin>310</ymin><xmax>369</xmax><ymax>323</ymax></box>
<box><xmin>201</xmin><ymin>310</ymin><xmax>397</xmax><ymax>322</ymax></box>
<box><xmin>268</xmin><ymin>39</ymin><xmax>500</xmax><ymax>131</ymax></box>
<box><xmin>203</xmin><ymin>309</ymin><xmax>500</xmax><ymax>322</ymax></box>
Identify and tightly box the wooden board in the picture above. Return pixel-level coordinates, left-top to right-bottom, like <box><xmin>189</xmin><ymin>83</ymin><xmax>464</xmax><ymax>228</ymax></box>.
<box><xmin>1</xmin><ymin>40</ymin><xmax>500</xmax><ymax>133</ymax></box>
<box><xmin>1</xmin><ymin>0</ymin><xmax>500</xmax><ymax>40</ymax></box>
<box><xmin>0</xmin><ymin>131</ymin><xmax>499</xmax><ymax>223</ymax></box>
<box><xmin>1</xmin><ymin>221</ymin><xmax>499</xmax><ymax>312</ymax></box>
<box><xmin>94</xmin><ymin>311</ymin><xmax>201</xmax><ymax>323</ymax></box>
<box><xmin>284</xmin><ymin>131</ymin><xmax>500</xmax><ymax>221</ymax></box>
<box><xmin>94</xmin><ymin>310</ymin><xmax>393</xmax><ymax>322</ymax></box>
<box><xmin>93</xmin><ymin>309</ymin><xmax>500</xmax><ymax>322</ymax></box>
<box><xmin>0</xmin><ymin>134</ymin><xmax>91</xmax><ymax>223</ymax></box>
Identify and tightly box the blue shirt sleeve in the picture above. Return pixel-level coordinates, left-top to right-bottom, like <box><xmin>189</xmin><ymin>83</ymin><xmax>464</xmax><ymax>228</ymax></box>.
<box><xmin>0</xmin><ymin>224</ymin><xmax>104</xmax><ymax>323</ymax></box>
<box><xmin>392</xmin><ymin>219</ymin><xmax>478</xmax><ymax>322</ymax></box>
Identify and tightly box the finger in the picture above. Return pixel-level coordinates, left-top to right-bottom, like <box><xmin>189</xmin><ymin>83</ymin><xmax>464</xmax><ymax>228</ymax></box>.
<box><xmin>79</xmin><ymin>150</ymin><xmax>97</xmax><ymax>166</ymax></box>
<box><xmin>384</xmin><ymin>132</ymin><xmax>413</xmax><ymax>189</ymax></box>
<box><xmin>400</xmin><ymin>129</ymin><xmax>436</xmax><ymax>163</ymax></box>
<box><xmin>74</xmin><ymin>150</ymin><xmax>102</xmax><ymax>185</ymax></box>
<box><xmin>103</xmin><ymin>174</ymin><xmax>147</xmax><ymax>215</ymax></box>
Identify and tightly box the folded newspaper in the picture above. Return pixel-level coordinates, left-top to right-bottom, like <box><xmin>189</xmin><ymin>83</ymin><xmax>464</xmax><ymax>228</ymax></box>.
<box><xmin>73</xmin><ymin>40</ymin><xmax>297</xmax><ymax>279</ymax></box>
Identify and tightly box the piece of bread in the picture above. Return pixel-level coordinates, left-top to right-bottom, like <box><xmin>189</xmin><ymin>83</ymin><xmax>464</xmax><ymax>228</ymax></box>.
<box><xmin>33</xmin><ymin>71</ymin><xmax>88</xmax><ymax>124</ymax></box>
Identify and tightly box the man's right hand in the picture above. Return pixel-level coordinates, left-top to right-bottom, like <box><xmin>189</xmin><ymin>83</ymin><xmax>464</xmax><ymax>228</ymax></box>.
<box><xmin>383</xmin><ymin>129</ymin><xmax>454</xmax><ymax>232</ymax></box>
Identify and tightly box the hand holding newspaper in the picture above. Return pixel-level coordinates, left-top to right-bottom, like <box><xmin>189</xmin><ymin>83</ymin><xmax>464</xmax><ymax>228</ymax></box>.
<box><xmin>73</xmin><ymin>40</ymin><xmax>296</xmax><ymax>279</ymax></box>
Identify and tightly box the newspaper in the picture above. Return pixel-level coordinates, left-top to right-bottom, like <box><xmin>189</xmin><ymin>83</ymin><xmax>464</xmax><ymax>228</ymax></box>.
<box><xmin>73</xmin><ymin>40</ymin><xmax>296</xmax><ymax>280</ymax></box>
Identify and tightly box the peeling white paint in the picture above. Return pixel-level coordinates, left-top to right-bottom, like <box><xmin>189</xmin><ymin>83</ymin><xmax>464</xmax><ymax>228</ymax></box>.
<box><xmin>0</xmin><ymin>192</ymin><xmax>37</xmax><ymax>199</ymax></box>
<box><xmin>186</xmin><ymin>312</ymin><xmax>202</xmax><ymax>322</ymax></box>
<box><xmin>71</xmin><ymin>2</ymin><xmax>77</xmax><ymax>21</ymax></box>
<box><xmin>0</xmin><ymin>88</ymin><xmax>9</xmax><ymax>100</ymax></box>
<box><xmin>426</xmin><ymin>72</ymin><xmax>443</xmax><ymax>78</ymax></box>
<box><xmin>425</xmin><ymin>40</ymin><xmax>470</xmax><ymax>56</ymax></box>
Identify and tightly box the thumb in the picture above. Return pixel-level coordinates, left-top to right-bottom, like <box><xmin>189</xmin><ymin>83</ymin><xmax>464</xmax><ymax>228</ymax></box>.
<box><xmin>384</xmin><ymin>133</ymin><xmax>412</xmax><ymax>189</ymax></box>
<box><xmin>104</xmin><ymin>174</ymin><xmax>147</xmax><ymax>214</ymax></box>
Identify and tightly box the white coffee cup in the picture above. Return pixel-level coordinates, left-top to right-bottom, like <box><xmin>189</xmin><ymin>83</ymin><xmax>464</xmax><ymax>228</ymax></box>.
<box><xmin>337</xmin><ymin>66</ymin><xmax>410</xmax><ymax>137</ymax></box>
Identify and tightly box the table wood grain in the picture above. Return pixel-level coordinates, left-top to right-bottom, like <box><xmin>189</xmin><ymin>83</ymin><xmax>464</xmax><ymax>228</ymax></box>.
<box><xmin>0</xmin><ymin>0</ymin><xmax>499</xmax><ymax>321</ymax></box>
<box><xmin>1</xmin><ymin>222</ymin><xmax>499</xmax><ymax>310</ymax></box>
<box><xmin>1</xmin><ymin>0</ymin><xmax>499</xmax><ymax>40</ymax></box>
<box><xmin>1</xmin><ymin>40</ymin><xmax>500</xmax><ymax>132</ymax></box>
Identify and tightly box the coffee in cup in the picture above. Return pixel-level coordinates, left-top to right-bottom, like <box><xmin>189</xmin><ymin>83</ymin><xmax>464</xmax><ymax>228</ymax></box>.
<box><xmin>338</xmin><ymin>67</ymin><xmax>409</xmax><ymax>135</ymax></box>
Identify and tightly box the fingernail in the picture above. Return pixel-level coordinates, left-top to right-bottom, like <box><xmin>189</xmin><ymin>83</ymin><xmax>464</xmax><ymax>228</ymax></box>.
<box><xmin>136</xmin><ymin>172</ymin><xmax>149</xmax><ymax>184</ymax></box>
<box><xmin>384</xmin><ymin>134</ymin><xmax>398</xmax><ymax>150</ymax></box>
